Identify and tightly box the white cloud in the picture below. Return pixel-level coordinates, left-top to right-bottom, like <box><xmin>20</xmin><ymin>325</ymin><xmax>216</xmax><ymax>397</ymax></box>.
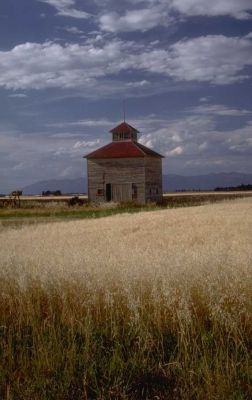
<box><xmin>48</xmin><ymin>119</ymin><xmax>115</xmax><ymax>128</ymax></box>
<box><xmin>59</xmin><ymin>166</ymin><xmax>75</xmax><ymax>177</ymax></box>
<box><xmin>187</xmin><ymin>104</ymin><xmax>252</xmax><ymax>116</ymax></box>
<box><xmin>131</xmin><ymin>34</ymin><xmax>252</xmax><ymax>84</ymax></box>
<box><xmin>1</xmin><ymin>107</ymin><xmax>251</xmax><ymax>192</ymax></box>
<box><xmin>38</xmin><ymin>0</ymin><xmax>90</xmax><ymax>19</ymax></box>
<box><xmin>0</xmin><ymin>125</ymin><xmax>99</xmax><ymax>190</ymax></box>
<box><xmin>199</xmin><ymin>97</ymin><xmax>209</xmax><ymax>103</ymax></box>
<box><xmin>126</xmin><ymin>80</ymin><xmax>150</xmax><ymax>87</ymax></box>
<box><xmin>226</xmin><ymin>123</ymin><xmax>252</xmax><ymax>153</ymax></box>
<box><xmin>157</xmin><ymin>35</ymin><xmax>252</xmax><ymax>84</ymax></box>
<box><xmin>63</xmin><ymin>26</ymin><xmax>85</xmax><ymax>35</ymax></box>
<box><xmin>138</xmin><ymin>113</ymin><xmax>215</xmax><ymax>155</ymax></box>
<box><xmin>165</xmin><ymin>146</ymin><xmax>184</xmax><ymax>156</ymax></box>
<box><xmin>0</xmin><ymin>40</ymin><xmax>124</xmax><ymax>90</ymax></box>
<box><xmin>99</xmin><ymin>6</ymin><xmax>172</xmax><ymax>32</ymax></box>
<box><xmin>170</xmin><ymin>0</ymin><xmax>252</xmax><ymax>20</ymax></box>
<box><xmin>98</xmin><ymin>0</ymin><xmax>252</xmax><ymax>33</ymax></box>
<box><xmin>8</xmin><ymin>93</ymin><xmax>28</xmax><ymax>98</ymax></box>
<box><xmin>0</xmin><ymin>34</ymin><xmax>252</xmax><ymax>92</ymax></box>
<box><xmin>73</xmin><ymin>139</ymin><xmax>101</xmax><ymax>149</ymax></box>
<box><xmin>137</xmin><ymin>106</ymin><xmax>252</xmax><ymax>169</ymax></box>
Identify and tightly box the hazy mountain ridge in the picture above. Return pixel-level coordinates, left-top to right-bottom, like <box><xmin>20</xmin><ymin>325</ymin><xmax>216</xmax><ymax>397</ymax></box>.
<box><xmin>23</xmin><ymin>178</ymin><xmax>86</xmax><ymax>195</ymax></box>
<box><xmin>163</xmin><ymin>172</ymin><xmax>252</xmax><ymax>191</ymax></box>
<box><xmin>22</xmin><ymin>172</ymin><xmax>252</xmax><ymax>195</ymax></box>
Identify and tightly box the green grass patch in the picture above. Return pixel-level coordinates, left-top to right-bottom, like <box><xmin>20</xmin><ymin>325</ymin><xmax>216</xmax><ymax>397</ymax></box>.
<box><xmin>0</xmin><ymin>204</ymin><xmax>161</xmax><ymax>221</ymax></box>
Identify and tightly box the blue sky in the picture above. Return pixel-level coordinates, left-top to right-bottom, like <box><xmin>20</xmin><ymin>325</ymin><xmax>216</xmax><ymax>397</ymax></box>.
<box><xmin>0</xmin><ymin>0</ymin><xmax>252</xmax><ymax>192</ymax></box>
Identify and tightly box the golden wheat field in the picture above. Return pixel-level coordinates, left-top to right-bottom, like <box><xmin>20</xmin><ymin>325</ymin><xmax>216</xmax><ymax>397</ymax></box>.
<box><xmin>1</xmin><ymin>198</ymin><xmax>251</xmax><ymax>289</ymax></box>
<box><xmin>0</xmin><ymin>198</ymin><xmax>252</xmax><ymax>399</ymax></box>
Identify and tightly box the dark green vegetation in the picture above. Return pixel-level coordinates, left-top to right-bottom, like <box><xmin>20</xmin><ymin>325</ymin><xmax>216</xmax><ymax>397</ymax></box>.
<box><xmin>0</xmin><ymin>278</ymin><xmax>251</xmax><ymax>400</ymax></box>
<box><xmin>215</xmin><ymin>184</ymin><xmax>252</xmax><ymax>191</ymax></box>
<box><xmin>0</xmin><ymin>202</ymin><xmax>160</xmax><ymax>230</ymax></box>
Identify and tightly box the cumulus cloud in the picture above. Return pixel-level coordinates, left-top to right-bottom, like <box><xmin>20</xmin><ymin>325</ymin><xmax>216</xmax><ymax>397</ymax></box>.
<box><xmin>134</xmin><ymin>34</ymin><xmax>252</xmax><ymax>85</ymax></box>
<box><xmin>170</xmin><ymin>0</ymin><xmax>252</xmax><ymax>20</ymax></box>
<box><xmin>157</xmin><ymin>35</ymin><xmax>252</xmax><ymax>84</ymax></box>
<box><xmin>1</xmin><ymin>107</ymin><xmax>251</xmax><ymax>192</ymax></box>
<box><xmin>99</xmin><ymin>6</ymin><xmax>172</xmax><ymax>32</ymax></box>
<box><xmin>0</xmin><ymin>40</ymin><xmax>125</xmax><ymax>90</ymax></box>
<box><xmin>165</xmin><ymin>146</ymin><xmax>184</xmax><ymax>156</ymax></box>
<box><xmin>138</xmin><ymin>104</ymin><xmax>252</xmax><ymax>170</ymax></box>
<box><xmin>98</xmin><ymin>0</ymin><xmax>252</xmax><ymax>33</ymax></box>
<box><xmin>226</xmin><ymin>122</ymin><xmax>252</xmax><ymax>154</ymax></box>
<box><xmin>0</xmin><ymin>34</ymin><xmax>252</xmax><ymax>92</ymax></box>
<box><xmin>38</xmin><ymin>0</ymin><xmax>90</xmax><ymax>19</ymax></box>
<box><xmin>139</xmin><ymin>113</ymin><xmax>215</xmax><ymax>154</ymax></box>
<box><xmin>0</xmin><ymin>125</ymin><xmax>100</xmax><ymax>190</ymax></box>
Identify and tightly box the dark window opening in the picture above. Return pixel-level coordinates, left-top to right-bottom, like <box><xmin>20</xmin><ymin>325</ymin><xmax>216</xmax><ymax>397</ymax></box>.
<box><xmin>106</xmin><ymin>183</ymin><xmax>112</xmax><ymax>201</ymax></box>
<box><xmin>97</xmin><ymin>189</ymin><xmax>104</xmax><ymax>196</ymax></box>
<box><xmin>132</xmin><ymin>184</ymin><xmax>137</xmax><ymax>199</ymax></box>
<box><xmin>113</xmin><ymin>132</ymin><xmax>133</xmax><ymax>141</ymax></box>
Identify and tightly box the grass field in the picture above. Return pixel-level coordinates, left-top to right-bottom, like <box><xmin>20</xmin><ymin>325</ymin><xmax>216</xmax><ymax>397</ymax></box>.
<box><xmin>1</xmin><ymin>191</ymin><xmax>252</xmax><ymax>226</ymax></box>
<box><xmin>0</xmin><ymin>198</ymin><xmax>251</xmax><ymax>399</ymax></box>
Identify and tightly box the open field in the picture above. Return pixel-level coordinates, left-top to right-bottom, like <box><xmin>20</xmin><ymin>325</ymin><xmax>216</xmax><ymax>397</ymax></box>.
<box><xmin>1</xmin><ymin>191</ymin><xmax>252</xmax><ymax>203</ymax></box>
<box><xmin>0</xmin><ymin>191</ymin><xmax>252</xmax><ymax>225</ymax></box>
<box><xmin>0</xmin><ymin>198</ymin><xmax>252</xmax><ymax>399</ymax></box>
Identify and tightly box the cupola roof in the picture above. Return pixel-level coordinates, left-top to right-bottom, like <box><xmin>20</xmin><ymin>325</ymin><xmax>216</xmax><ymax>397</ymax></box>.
<box><xmin>110</xmin><ymin>122</ymin><xmax>139</xmax><ymax>135</ymax></box>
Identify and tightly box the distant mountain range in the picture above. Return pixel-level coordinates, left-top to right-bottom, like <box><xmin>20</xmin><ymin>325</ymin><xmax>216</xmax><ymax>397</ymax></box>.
<box><xmin>163</xmin><ymin>172</ymin><xmax>252</xmax><ymax>192</ymax></box>
<box><xmin>22</xmin><ymin>172</ymin><xmax>252</xmax><ymax>194</ymax></box>
<box><xmin>23</xmin><ymin>178</ymin><xmax>86</xmax><ymax>195</ymax></box>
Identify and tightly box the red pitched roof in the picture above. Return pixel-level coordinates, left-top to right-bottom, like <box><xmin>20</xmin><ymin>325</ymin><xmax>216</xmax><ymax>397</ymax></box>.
<box><xmin>85</xmin><ymin>141</ymin><xmax>163</xmax><ymax>159</ymax></box>
<box><xmin>110</xmin><ymin>122</ymin><xmax>139</xmax><ymax>134</ymax></box>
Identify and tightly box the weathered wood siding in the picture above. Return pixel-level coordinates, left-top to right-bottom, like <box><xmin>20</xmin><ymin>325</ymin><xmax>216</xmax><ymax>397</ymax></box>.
<box><xmin>87</xmin><ymin>158</ymin><xmax>146</xmax><ymax>203</ymax></box>
<box><xmin>145</xmin><ymin>157</ymin><xmax>163</xmax><ymax>202</ymax></box>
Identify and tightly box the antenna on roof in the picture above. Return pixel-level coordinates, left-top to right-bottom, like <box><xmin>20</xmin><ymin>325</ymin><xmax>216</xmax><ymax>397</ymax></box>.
<box><xmin>123</xmin><ymin>99</ymin><xmax>126</xmax><ymax>122</ymax></box>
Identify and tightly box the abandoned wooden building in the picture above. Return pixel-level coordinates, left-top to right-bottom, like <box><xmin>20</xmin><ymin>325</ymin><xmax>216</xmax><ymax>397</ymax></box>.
<box><xmin>84</xmin><ymin>121</ymin><xmax>163</xmax><ymax>204</ymax></box>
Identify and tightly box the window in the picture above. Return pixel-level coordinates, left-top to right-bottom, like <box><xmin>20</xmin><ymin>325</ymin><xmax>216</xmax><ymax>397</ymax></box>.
<box><xmin>113</xmin><ymin>132</ymin><xmax>132</xmax><ymax>141</ymax></box>
<box><xmin>97</xmin><ymin>189</ymin><xmax>104</xmax><ymax>196</ymax></box>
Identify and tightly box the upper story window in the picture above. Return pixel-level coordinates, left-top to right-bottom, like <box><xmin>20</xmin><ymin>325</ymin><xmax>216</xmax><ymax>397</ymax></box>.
<box><xmin>113</xmin><ymin>132</ymin><xmax>136</xmax><ymax>141</ymax></box>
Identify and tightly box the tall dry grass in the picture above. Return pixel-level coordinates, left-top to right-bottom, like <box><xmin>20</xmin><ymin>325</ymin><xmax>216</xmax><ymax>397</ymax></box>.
<box><xmin>0</xmin><ymin>199</ymin><xmax>252</xmax><ymax>399</ymax></box>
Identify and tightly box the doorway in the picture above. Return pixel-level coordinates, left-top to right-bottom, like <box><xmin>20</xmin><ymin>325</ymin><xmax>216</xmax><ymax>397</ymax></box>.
<box><xmin>106</xmin><ymin>183</ymin><xmax>112</xmax><ymax>201</ymax></box>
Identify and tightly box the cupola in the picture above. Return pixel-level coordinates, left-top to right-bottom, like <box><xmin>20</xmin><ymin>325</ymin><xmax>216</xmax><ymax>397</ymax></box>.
<box><xmin>110</xmin><ymin>121</ymin><xmax>139</xmax><ymax>142</ymax></box>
